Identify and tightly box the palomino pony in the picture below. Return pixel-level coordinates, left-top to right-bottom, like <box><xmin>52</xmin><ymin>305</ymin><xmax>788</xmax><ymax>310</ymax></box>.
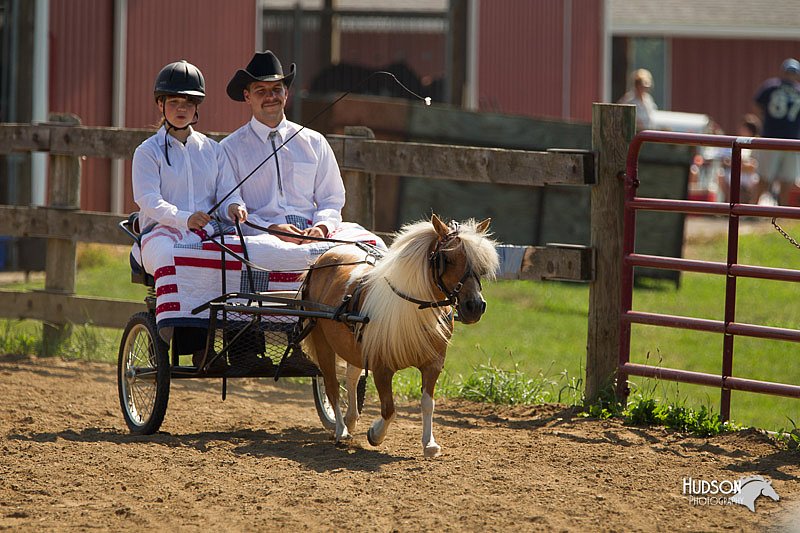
<box><xmin>301</xmin><ymin>214</ymin><xmax>499</xmax><ymax>457</ymax></box>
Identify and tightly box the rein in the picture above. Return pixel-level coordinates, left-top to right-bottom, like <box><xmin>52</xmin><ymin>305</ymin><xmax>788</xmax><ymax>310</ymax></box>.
<box><xmin>196</xmin><ymin>220</ymin><xmax>382</xmax><ymax>275</ymax></box>
<box><xmin>243</xmin><ymin>219</ymin><xmax>380</xmax><ymax>248</ymax></box>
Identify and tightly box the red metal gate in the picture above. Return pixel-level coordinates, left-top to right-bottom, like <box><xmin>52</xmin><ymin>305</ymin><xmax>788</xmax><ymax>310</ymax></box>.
<box><xmin>619</xmin><ymin>130</ymin><xmax>800</xmax><ymax>420</ymax></box>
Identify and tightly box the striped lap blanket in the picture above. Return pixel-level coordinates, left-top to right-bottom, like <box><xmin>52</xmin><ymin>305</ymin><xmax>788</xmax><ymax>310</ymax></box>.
<box><xmin>151</xmin><ymin>223</ymin><xmax>384</xmax><ymax>329</ymax></box>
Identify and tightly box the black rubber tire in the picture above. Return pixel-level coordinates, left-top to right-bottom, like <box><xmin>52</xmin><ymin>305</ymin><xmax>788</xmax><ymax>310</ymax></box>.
<box><xmin>118</xmin><ymin>312</ymin><xmax>171</xmax><ymax>435</ymax></box>
<box><xmin>312</xmin><ymin>372</ymin><xmax>367</xmax><ymax>431</ymax></box>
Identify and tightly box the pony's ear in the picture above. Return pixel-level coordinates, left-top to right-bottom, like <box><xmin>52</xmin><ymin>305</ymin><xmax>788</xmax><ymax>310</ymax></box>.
<box><xmin>431</xmin><ymin>214</ymin><xmax>450</xmax><ymax>239</ymax></box>
<box><xmin>476</xmin><ymin>218</ymin><xmax>491</xmax><ymax>234</ymax></box>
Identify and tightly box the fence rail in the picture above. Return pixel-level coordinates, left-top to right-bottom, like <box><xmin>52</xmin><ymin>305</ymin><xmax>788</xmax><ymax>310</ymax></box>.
<box><xmin>0</xmin><ymin>105</ymin><xmax>626</xmax><ymax>400</ymax></box>
<box><xmin>619</xmin><ymin>130</ymin><xmax>800</xmax><ymax>419</ymax></box>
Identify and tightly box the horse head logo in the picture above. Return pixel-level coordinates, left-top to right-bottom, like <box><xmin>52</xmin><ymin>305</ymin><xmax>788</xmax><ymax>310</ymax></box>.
<box><xmin>730</xmin><ymin>475</ymin><xmax>780</xmax><ymax>512</ymax></box>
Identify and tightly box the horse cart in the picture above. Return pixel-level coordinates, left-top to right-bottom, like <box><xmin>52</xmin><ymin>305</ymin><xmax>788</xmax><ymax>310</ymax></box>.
<box><xmin>116</xmin><ymin>215</ymin><xmax>368</xmax><ymax>435</ymax></box>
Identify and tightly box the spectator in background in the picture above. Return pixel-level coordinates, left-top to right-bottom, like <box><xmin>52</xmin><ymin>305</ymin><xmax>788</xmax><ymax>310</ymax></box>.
<box><xmin>718</xmin><ymin>114</ymin><xmax>762</xmax><ymax>204</ymax></box>
<box><xmin>618</xmin><ymin>69</ymin><xmax>658</xmax><ymax>130</ymax></box>
<box><xmin>752</xmin><ymin>58</ymin><xmax>800</xmax><ymax>205</ymax></box>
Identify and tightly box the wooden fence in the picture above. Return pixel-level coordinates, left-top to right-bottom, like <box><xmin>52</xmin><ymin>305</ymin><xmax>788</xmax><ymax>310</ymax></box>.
<box><xmin>0</xmin><ymin>104</ymin><xmax>634</xmax><ymax>402</ymax></box>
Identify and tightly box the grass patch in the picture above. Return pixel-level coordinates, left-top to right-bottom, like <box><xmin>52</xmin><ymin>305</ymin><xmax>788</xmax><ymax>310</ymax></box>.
<box><xmin>390</xmin><ymin>359</ymin><xmax>583</xmax><ymax>408</ymax></box>
<box><xmin>0</xmin><ymin>320</ymin><xmax>41</xmax><ymax>356</ymax></box>
<box><xmin>1</xmin><ymin>243</ymin><xmax>140</xmax><ymax>362</ymax></box>
<box><xmin>621</xmin><ymin>384</ymin><xmax>740</xmax><ymax>437</ymax></box>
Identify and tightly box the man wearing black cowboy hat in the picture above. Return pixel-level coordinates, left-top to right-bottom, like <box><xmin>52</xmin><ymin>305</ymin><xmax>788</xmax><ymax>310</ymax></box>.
<box><xmin>221</xmin><ymin>50</ymin><xmax>386</xmax><ymax>266</ymax></box>
<box><xmin>221</xmin><ymin>50</ymin><xmax>347</xmax><ymax>244</ymax></box>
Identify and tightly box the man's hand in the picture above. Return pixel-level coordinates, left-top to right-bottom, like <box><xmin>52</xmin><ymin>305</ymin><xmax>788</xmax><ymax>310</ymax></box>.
<box><xmin>269</xmin><ymin>223</ymin><xmax>305</xmax><ymax>244</ymax></box>
<box><xmin>228</xmin><ymin>203</ymin><xmax>248</xmax><ymax>223</ymax></box>
<box><xmin>188</xmin><ymin>211</ymin><xmax>211</xmax><ymax>230</ymax></box>
<box><xmin>301</xmin><ymin>225</ymin><xmax>326</xmax><ymax>244</ymax></box>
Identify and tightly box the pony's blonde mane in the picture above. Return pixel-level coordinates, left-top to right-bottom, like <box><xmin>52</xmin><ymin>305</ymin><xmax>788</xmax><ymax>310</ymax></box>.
<box><xmin>360</xmin><ymin>218</ymin><xmax>499</xmax><ymax>370</ymax></box>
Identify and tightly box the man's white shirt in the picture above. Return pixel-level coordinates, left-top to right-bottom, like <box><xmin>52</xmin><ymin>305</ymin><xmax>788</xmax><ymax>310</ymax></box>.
<box><xmin>221</xmin><ymin>116</ymin><xmax>345</xmax><ymax>235</ymax></box>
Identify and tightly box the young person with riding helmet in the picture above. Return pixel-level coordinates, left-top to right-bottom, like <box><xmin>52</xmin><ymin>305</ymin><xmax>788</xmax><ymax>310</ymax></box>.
<box><xmin>220</xmin><ymin>51</ymin><xmax>385</xmax><ymax>277</ymax></box>
<box><xmin>132</xmin><ymin>60</ymin><xmax>247</xmax><ymax>342</ymax></box>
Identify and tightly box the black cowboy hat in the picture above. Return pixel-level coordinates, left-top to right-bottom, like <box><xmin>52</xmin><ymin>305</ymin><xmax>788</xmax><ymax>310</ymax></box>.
<box><xmin>226</xmin><ymin>50</ymin><xmax>296</xmax><ymax>101</ymax></box>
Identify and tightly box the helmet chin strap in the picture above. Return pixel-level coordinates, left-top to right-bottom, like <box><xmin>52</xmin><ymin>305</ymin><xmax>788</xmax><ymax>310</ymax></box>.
<box><xmin>162</xmin><ymin>107</ymin><xmax>200</xmax><ymax>166</ymax></box>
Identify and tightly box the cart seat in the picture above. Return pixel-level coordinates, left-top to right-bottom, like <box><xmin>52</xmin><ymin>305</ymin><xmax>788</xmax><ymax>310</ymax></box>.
<box><xmin>129</xmin><ymin>253</ymin><xmax>155</xmax><ymax>287</ymax></box>
<box><xmin>119</xmin><ymin>212</ymin><xmax>155</xmax><ymax>287</ymax></box>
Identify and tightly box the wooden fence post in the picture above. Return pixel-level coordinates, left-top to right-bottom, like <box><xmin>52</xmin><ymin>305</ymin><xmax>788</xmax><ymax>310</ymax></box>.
<box><xmin>42</xmin><ymin>113</ymin><xmax>81</xmax><ymax>356</ymax></box>
<box><xmin>341</xmin><ymin>126</ymin><xmax>375</xmax><ymax>230</ymax></box>
<box><xmin>585</xmin><ymin>103</ymin><xmax>635</xmax><ymax>405</ymax></box>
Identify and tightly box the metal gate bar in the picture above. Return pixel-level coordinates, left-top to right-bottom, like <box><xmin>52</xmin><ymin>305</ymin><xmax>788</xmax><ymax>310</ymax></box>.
<box><xmin>619</xmin><ymin>130</ymin><xmax>800</xmax><ymax>420</ymax></box>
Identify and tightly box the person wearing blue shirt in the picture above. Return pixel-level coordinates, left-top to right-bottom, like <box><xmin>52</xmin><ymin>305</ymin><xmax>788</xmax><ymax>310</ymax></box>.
<box><xmin>753</xmin><ymin>58</ymin><xmax>800</xmax><ymax>205</ymax></box>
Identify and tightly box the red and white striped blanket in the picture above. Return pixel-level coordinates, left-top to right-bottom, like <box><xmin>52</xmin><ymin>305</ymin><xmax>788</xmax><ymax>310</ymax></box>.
<box><xmin>136</xmin><ymin>223</ymin><xmax>385</xmax><ymax>330</ymax></box>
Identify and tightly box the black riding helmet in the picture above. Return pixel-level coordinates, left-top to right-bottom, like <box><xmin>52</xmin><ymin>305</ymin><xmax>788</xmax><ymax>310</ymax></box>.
<box><xmin>154</xmin><ymin>60</ymin><xmax>205</xmax><ymax>165</ymax></box>
<box><xmin>154</xmin><ymin>60</ymin><xmax>205</xmax><ymax>102</ymax></box>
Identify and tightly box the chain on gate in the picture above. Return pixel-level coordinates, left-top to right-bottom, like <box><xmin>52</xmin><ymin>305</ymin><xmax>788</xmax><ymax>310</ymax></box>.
<box><xmin>771</xmin><ymin>218</ymin><xmax>800</xmax><ymax>250</ymax></box>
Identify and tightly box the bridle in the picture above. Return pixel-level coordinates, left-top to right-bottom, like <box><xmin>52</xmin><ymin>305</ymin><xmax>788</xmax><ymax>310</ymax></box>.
<box><xmin>385</xmin><ymin>222</ymin><xmax>480</xmax><ymax>310</ymax></box>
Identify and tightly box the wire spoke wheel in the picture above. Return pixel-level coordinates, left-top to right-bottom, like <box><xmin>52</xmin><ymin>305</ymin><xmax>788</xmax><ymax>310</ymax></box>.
<box><xmin>118</xmin><ymin>312</ymin><xmax>170</xmax><ymax>434</ymax></box>
<box><xmin>312</xmin><ymin>370</ymin><xmax>367</xmax><ymax>431</ymax></box>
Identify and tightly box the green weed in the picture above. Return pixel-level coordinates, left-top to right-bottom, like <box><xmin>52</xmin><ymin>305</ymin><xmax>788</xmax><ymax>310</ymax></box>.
<box><xmin>0</xmin><ymin>320</ymin><xmax>41</xmax><ymax>355</ymax></box>
<box><xmin>59</xmin><ymin>323</ymin><xmax>118</xmax><ymax>362</ymax></box>
<box><xmin>458</xmin><ymin>361</ymin><xmax>556</xmax><ymax>405</ymax></box>
<box><xmin>775</xmin><ymin>417</ymin><xmax>800</xmax><ymax>451</ymax></box>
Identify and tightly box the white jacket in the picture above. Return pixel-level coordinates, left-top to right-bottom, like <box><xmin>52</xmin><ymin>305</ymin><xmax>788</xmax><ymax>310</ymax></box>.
<box><xmin>132</xmin><ymin>126</ymin><xmax>243</xmax><ymax>232</ymax></box>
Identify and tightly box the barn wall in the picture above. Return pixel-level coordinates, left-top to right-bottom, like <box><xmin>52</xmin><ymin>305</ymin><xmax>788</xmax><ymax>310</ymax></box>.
<box><xmin>477</xmin><ymin>0</ymin><xmax>602</xmax><ymax>122</ymax></box>
<box><xmin>671</xmin><ymin>37</ymin><xmax>800</xmax><ymax>135</ymax></box>
<box><xmin>49</xmin><ymin>0</ymin><xmax>114</xmax><ymax>211</ymax></box>
<box><xmin>48</xmin><ymin>0</ymin><xmax>256</xmax><ymax>212</ymax></box>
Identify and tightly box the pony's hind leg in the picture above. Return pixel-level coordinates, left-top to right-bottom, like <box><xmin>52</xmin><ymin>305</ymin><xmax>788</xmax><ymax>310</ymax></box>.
<box><xmin>344</xmin><ymin>363</ymin><xmax>362</xmax><ymax>434</ymax></box>
<box><xmin>310</xmin><ymin>331</ymin><xmax>351</xmax><ymax>443</ymax></box>
<box><xmin>367</xmin><ymin>363</ymin><xmax>396</xmax><ymax>447</ymax></box>
<box><xmin>420</xmin><ymin>362</ymin><xmax>443</xmax><ymax>458</ymax></box>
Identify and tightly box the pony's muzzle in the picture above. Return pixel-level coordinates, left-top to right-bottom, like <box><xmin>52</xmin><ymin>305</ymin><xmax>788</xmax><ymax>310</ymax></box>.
<box><xmin>459</xmin><ymin>297</ymin><xmax>486</xmax><ymax>324</ymax></box>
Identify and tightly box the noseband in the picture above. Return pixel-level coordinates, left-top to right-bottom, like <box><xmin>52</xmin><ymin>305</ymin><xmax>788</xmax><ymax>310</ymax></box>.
<box><xmin>386</xmin><ymin>223</ymin><xmax>480</xmax><ymax>310</ymax></box>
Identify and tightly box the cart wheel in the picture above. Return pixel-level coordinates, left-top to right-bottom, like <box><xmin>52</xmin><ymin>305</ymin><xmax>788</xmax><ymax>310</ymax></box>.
<box><xmin>312</xmin><ymin>372</ymin><xmax>367</xmax><ymax>431</ymax></box>
<box><xmin>118</xmin><ymin>312</ymin><xmax>170</xmax><ymax>434</ymax></box>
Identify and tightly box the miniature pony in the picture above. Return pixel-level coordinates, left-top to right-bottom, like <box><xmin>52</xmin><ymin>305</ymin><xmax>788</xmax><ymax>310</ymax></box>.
<box><xmin>302</xmin><ymin>214</ymin><xmax>499</xmax><ymax>457</ymax></box>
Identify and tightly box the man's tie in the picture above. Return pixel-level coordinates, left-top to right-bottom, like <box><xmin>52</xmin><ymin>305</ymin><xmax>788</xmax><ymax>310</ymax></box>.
<box><xmin>268</xmin><ymin>131</ymin><xmax>283</xmax><ymax>196</ymax></box>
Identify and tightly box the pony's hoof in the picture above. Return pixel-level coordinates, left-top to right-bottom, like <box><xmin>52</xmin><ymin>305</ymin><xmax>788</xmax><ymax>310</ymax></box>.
<box><xmin>345</xmin><ymin>417</ymin><xmax>359</xmax><ymax>435</ymax></box>
<box><xmin>367</xmin><ymin>427</ymin><xmax>381</xmax><ymax>447</ymax></box>
<box><xmin>423</xmin><ymin>443</ymin><xmax>441</xmax><ymax>458</ymax></box>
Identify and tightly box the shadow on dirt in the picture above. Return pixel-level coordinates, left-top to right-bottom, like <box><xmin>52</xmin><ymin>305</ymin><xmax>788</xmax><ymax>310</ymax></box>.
<box><xmin>433</xmin><ymin>402</ymin><xmax>582</xmax><ymax>431</ymax></box>
<box><xmin>8</xmin><ymin>425</ymin><xmax>412</xmax><ymax>473</ymax></box>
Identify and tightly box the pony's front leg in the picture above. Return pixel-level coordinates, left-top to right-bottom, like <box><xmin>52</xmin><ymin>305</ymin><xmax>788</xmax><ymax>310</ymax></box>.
<box><xmin>420</xmin><ymin>362</ymin><xmax>443</xmax><ymax>458</ymax></box>
<box><xmin>367</xmin><ymin>363</ymin><xmax>395</xmax><ymax>447</ymax></box>
<box><xmin>344</xmin><ymin>363</ymin><xmax>362</xmax><ymax>434</ymax></box>
<box><xmin>313</xmin><ymin>335</ymin><xmax>350</xmax><ymax>443</ymax></box>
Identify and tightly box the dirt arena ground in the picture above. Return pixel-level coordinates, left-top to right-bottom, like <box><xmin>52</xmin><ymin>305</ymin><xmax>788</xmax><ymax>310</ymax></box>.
<box><xmin>1</xmin><ymin>354</ymin><xmax>798</xmax><ymax>532</ymax></box>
